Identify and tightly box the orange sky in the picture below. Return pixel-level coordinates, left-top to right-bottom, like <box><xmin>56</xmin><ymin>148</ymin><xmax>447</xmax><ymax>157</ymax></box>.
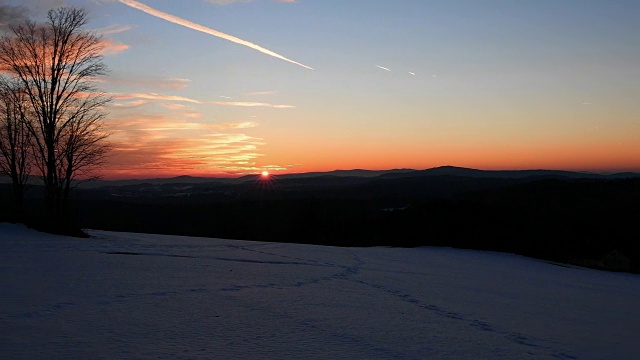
<box><xmin>35</xmin><ymin>0</ymin><xmax>637</xmax><ymax>179</ymax></box>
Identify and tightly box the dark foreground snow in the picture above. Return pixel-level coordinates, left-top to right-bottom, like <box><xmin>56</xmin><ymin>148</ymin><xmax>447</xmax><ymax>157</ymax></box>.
<box><xmin>1</xmin><ymin>223</ymin><xmax>639</xmax><ymax>359</ymax></box>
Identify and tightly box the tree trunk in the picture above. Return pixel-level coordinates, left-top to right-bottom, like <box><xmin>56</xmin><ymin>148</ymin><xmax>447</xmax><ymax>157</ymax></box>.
<box><xmin>9</xmin><ymin>172</ymin><xmax>24</xmax><ymax>222</ymax></box>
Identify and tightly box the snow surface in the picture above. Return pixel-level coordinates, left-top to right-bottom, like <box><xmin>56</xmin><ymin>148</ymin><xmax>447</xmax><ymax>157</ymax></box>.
<box><xmin>1</xmin><ymin>223</ymin><xmax>639</xmax><ymax>359</ymax></box>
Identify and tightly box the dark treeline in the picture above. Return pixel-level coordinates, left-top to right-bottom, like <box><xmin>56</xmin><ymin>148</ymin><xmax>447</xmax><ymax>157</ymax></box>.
<box><xmin>4</xmin><ymin>173</ymin><xmax>637</xmax><ymax>273</ymax></box>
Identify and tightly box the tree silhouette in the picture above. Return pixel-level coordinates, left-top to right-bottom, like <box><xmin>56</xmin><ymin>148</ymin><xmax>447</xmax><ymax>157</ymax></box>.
<box><xmin>0</xmin><ymin>7</ymin><xmax>110</xmax><ymax>224</ymax></box>
<box><xmin>0</xmin><ymin>79</ymin><xmax>32</xmax><ymax>221</ymax></box>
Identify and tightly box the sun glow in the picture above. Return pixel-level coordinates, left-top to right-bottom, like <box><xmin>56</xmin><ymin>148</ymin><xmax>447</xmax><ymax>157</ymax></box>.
<box><xmin>261</xmin><ymin>171</ymin><xmax>270</xmax><ymax>178</ymax></box>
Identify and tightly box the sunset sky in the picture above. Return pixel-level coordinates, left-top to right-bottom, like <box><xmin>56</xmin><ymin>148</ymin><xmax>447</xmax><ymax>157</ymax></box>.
<box><xmin>2</xmin><ymin>0</ymin><xmax>639</xmax><ymax>179</ymax></box>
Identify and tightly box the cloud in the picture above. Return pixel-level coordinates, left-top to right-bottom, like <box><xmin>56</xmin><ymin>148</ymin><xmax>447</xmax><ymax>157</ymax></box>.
<box><xmin>103</xmin><ymin>115</ymin><xmax>267</xmax><ymax>177</ymax></box>
<box><xmin>0</xmin><ymin>3</ymin><xmax>29</xmax><ymax>29</ymax></box>
<box><xmin>106</xmin><ymin>76</ymin><xmax>193</xmax><ymax>91</ymax></box>
<box><xmin>248</xmin><ymin>91</ymin><xmax>276</xmax><ymax>96</ymax></box>
<box><xmin>100</xmin><ymin>38</ymin><xmax>130</xmax><ymax>55</ymax></box>
<box><xmin>111</xmin><ymin>92</ymin><xmax>296</xmax><ymax>108</ymax></box>
<box><xmin>95</xmin><ymin>24</ymin><xmax>133</xmax><ymax>56</ymax></box>
<box><xmin>213</xmin><ymin>101</ymin><xmax>294</xmax><ymax>108</ymax></box>
<box><xmin>275</xmin><ymin>0</ymin><xmax>298</xmax><ymax>3</ymax></box>
<box><xmin>119</xmin><ymin>0</ymin><xmax>313</xmax><ymax>70</ymax></box>
<box><xmin>135</xmin><ymin>119</ymin><xmax>258</xmax><ymax>132</ymax></box>
<box><xmin>128</xmin><ymin>120</ymin><xmax>261</xmax><ymax>133</ymax></box>
<box><xmin>376</xmin><ymin>65</ymin><xmax>391</xmax><ymax>72</ymax></box>
<box><xmin>95</xmin><ymin>24</ymin><xmax>135</xmax><ymax>36</ymax></box>
<box><xmin>0</xmin><ymin>0</ymin><xmax>67</xmax><ymax>25</ymax></box>
<box><xmin>111</xmin><ymin>99</ymin><xmax>149</xmax><ymax>109</ymax></box>
<box><xmin>227</xmin><ymin>121</ymin><xmax>259</xmax><ymax>129</ymax></box>
<box><xmin>161</xmin><ymin>103</ymin><xmax>186</xmax><ymax>110</ymax></box>
<box><xmin>181</xmin><ymin>111</ymin><xmax>203</xmax><ymax>119</ymax></box>
<box><xmin>113</xmin><ymin>93</ymin><xmax>201</xmax><ymax>103</ymax></box>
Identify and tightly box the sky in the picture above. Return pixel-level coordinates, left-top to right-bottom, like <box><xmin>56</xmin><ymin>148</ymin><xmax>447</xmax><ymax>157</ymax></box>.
<box><xmin>1</xmin><ymin>0</ymin><xmax>639</xmax><ymax>179</ymax></box>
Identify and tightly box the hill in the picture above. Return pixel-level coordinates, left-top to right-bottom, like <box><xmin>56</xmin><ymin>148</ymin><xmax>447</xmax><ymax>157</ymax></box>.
<box><xmin>2</xmin><ymin>166</ymin><xmax>639</xmax><ymax>273</ymax></box>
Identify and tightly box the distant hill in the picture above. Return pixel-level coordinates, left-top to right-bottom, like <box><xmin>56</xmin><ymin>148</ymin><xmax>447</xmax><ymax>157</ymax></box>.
<box><xmin>5</xmin><ymin>166</ymin><xmax>639</xmax><ymax>202</ymax></box>
<box><xmin>61</xmin><ymin>166</ymin><xmax>639</xmax><ymax>190</ymax></box>
<box><xmin>76</xmin><ymin>175</ymin><xmax>243</xmax><ymax>189</ymax></box>
<box><xmin>3</xmin><ymin>166</ymin><xmax>638</xmax><ymax>190</ymax></box>
<box><xmin>376</xmin><ymin>165</ymin><xmax>640</xmax><ymax>180</ymax></box>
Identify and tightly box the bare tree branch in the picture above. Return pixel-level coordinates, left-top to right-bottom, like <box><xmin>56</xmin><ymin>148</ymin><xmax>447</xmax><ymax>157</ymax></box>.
<box><xmin>0</xmin><ymin>7</ymin><xmax>111</xmax><ymax>221</ymax></box>
<box><xmin>0</xmin><ymin>77</ymin><xmax>34</xmax><ymax>220</ymax></box>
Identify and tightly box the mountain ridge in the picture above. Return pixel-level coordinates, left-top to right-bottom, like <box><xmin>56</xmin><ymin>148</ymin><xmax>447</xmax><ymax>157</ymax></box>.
<box><xmin>73</xmin><ymin>165</ymin><xmax>639</xmax><ymax>189</ymax></box>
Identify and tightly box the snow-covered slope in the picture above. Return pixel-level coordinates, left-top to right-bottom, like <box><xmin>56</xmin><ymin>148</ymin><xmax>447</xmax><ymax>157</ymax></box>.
<box><xmin>1</xmin><ymin>223</ymin><xmax>638</xmax><ymax>359</ymax></box>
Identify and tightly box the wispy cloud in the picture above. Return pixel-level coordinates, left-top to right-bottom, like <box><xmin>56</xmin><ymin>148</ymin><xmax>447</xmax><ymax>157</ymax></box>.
<box><xmin>181</xmin><ymin>111</ymin><xmax>203</xmax><ymax>119</ymax></box>
<box><xmin>103</xmin><ymin>115</ymin><xmax>267</xmax><ymax>177</ymax></box>
<box><xmin>111</xmin><ymin>92</ymin><xmax>295</xmax><ymax>108</ymax></box>
<box><xmin>113</xmin><ymin>93</ymin><xmax>201</xmax><ymax>103</ymax></box>
<box><xmin>111</xmin><ymin>99</ymin><xmax>150</xmax><ymax>109</ymax></box>
<box><xmin>106</xmin><ymin>76</ymin><xmax>192</xmax><ymax>91</ymax></box>
<box><xmin>95</xmin><ymin>24</ymin><xmax>135</xmax><ymax>36</ymax></box>
<box><xmin>135</xmin><ymin>119</ymin><xmax>259</xmax><ymax>132</ymax></box>
<box><xmin>376</xmin><ymin>65</ymin><xmax>391</xmax><ymax>72</ymax></box>
<box><xmin>119</xmin><ymin>0</ymin><xmax>313</xmax><ymax>70</ymax></box>
<box><xmin>214</xmin><ymin>101</ymin><xmax>294</xmax><ymax>108</ymax></box>
<box><xmin>161</xmin><ymin>103</ymin><xmax>187</xmax><ymax>110</ymax></box>
<box><xmin>100</xmin><ymin>38</ymin><xmax>130</xmax><ymax>56</ymax></box>
<box><xmin>227</xmin><ymin>121</ymin><xmax>260</xmax><ymax>129</ymax></box>
<box><xmin>248</xmin><ymin>91</ymin><xmax>276</xmax><ymax>96</ymax></box>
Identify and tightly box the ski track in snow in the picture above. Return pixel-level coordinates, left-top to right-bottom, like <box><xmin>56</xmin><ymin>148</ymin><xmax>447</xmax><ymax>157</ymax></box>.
<box><xmin>1</xmin><ymin>224</ymin><xmax>638</xmax><ymax>359</ymax></box>
<box><xmin>198</xmin><ymin>245</ymin><xmax>577</xmax><ymax>359</ymax></box>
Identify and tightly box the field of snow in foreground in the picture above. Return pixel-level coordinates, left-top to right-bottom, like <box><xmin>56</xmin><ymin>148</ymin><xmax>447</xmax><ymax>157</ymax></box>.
<box><xmin>1</xmin><ymin>224</ymin><xmax>639</xmax><ymax>359</ymax></box>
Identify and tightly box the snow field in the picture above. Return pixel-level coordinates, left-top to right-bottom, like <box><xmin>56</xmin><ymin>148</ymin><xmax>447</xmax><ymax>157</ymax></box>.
<box><xmin>1</xmin><ymin>224</ymin><xmax>639</xmax><ymax>359</ymax></box>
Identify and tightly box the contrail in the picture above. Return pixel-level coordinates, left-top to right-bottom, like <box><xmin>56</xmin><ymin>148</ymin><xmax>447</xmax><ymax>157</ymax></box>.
<box><xmin>119</xmin><ymin>0</ymin><xmax>313</xmax><ymax>70</ymax></box>
<box><xmin>376</xmin><ymin>65</ymin><xmax>391</xmax><ymax>72</ymax></box>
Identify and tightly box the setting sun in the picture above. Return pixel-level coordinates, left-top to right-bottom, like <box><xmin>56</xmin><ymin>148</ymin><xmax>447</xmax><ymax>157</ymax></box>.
<box><xmin>261</xmin><ymin>171</ymin><xmax>269</xmax><ymax>178</ymax></box>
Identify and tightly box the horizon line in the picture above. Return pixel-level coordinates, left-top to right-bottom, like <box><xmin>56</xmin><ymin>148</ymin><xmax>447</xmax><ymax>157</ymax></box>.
<box><xmin>3</xmin><ymin>165</ymin><xmax>639</xmax><ymax>183</ymax></box>
<box><xmin>79</xmin><ymin>166</ymin><xmax>640</xmax><ymax>181</ymax></box>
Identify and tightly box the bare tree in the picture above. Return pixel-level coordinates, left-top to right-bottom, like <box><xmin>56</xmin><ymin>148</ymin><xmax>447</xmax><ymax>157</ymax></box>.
<box><xmin>0</xmin><ymin>7</ymin><xmax>110</xmax><ymax>221</ymax></box>
<box><xmin>58</xmin><ymin>102</ymin><xmax>110</xmax><ymax>207</ymax></box>
<box><xmin>0</xmin><ymin>78</ymin><xmax>32</xmax><ymax>220</ymax></box>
